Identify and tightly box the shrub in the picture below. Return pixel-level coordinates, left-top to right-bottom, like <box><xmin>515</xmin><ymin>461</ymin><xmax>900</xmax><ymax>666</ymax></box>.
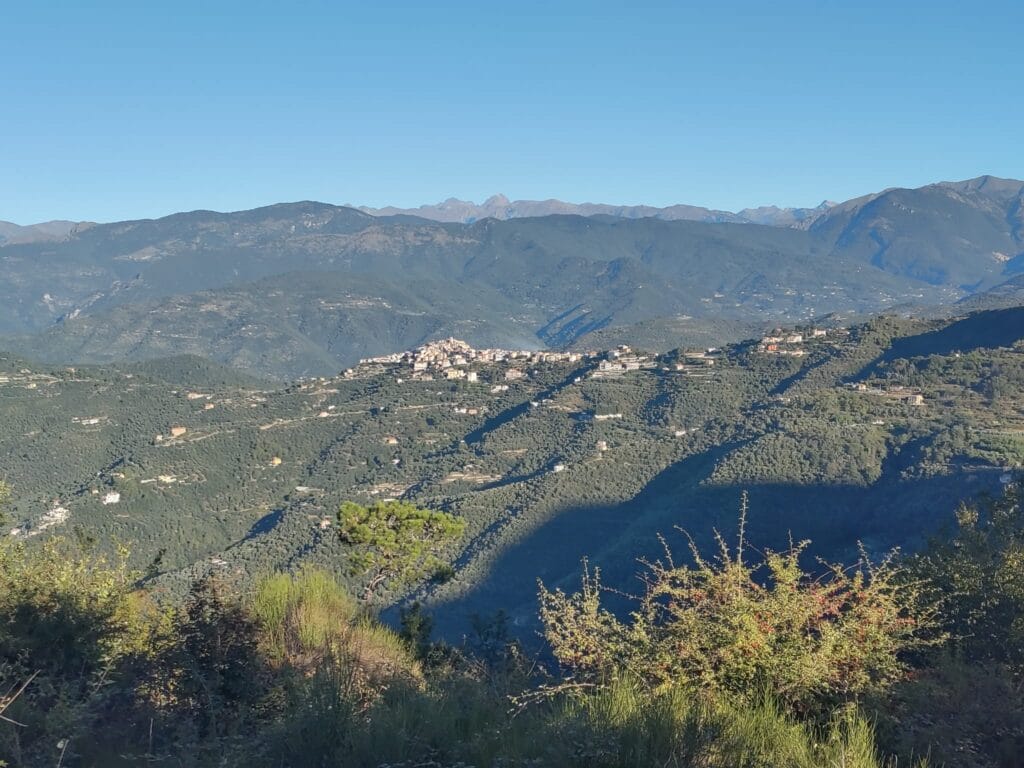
<box><xmin>878</xmin><ymin>655</ymin><xmax>1024</xmax><ymax>768</ymax></box>
<box><xmin>0</xmin><ymin>537</ymin><xmax>139</xmax><ymax>766</ymax></box>
<box><xmin>253</xmin><ymin>569</ymin><xmax>421</xmax><ymax>700</ymax></box>
<box><xmin>540</xmin><ymin>523</ymin><xmax>941</xmax><ymax>715</ymax></box>
<box><xmin>915</xmin><ymin>481</ymin><xmax>1024</xmax><ymax>666</ymax></box>
<box><xmin>252</xmin><ymin>568</ymin><xmax>360</xmax><ymax>662</ymax></box>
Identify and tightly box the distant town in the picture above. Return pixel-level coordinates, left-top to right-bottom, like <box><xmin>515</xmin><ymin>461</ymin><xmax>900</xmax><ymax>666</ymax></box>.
<box><xmin>351</xmin><ymin>337</ymin><xmax>593</xmax><ymax>381</ymax></box>
<box><xmin>341</xmin><ymin>327</ymin><xmax>853</xmax><ymax>384</ymax></box>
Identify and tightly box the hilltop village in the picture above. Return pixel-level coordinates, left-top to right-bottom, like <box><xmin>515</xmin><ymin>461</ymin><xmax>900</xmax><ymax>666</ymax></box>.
<box><xmin>352</xmin><ymin>337</ymin><xmax>591</xmax><ymax>381</ymax></box>
<box><xmin>350</xmin><ymin>334</ymin><xmax>746</xmax><ymax>380</ymax></box>
<box><xmin>343</xmin><ymin>325</ymin><xmax>850</xmax><ymax>384</ymax></box>
<box><xmin>350</xmin><ymin>337</ymin><xmax>596</xmax><ymax>382</ymax></box>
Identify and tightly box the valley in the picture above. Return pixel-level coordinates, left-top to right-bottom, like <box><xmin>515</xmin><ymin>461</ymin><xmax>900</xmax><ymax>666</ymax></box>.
<box><xmin>3</xmin><ymin>307</ymin><xmax>1023</xmax><ymax>641</ymax></box>
<box><xmin>8</xmin><ymin>5</ymin><xmax>1024</xmax><ymax>763</ymax></box>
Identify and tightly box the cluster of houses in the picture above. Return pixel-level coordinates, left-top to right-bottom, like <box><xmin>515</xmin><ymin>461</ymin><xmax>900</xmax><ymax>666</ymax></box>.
<box><xmin>592</xmin><ymin>346</ymin><xmax>655</xmax><ymax>378</ymax></box>
<box><xmin>756</xmin><ymin>327</ymin><xmax>830</xmax><ymax>356</ymax></box>
<box><xmin>847</xmin><ymin>382</ymin><xmax>925</xmax><ymax>406</ymax></box>
<box><xmin>353</xmin><ymin>338</ymin><xmax>592</xmax><ymax>382</ymax></box>
<box><xmin>670</xmin><ymin>348</ymin><xmax>723</xmax><ymax>376</ymax></box>
<box><xmin>0</xmin><ymin>369</ymin><xmax>58</xmax><ymax>391</ymax></box>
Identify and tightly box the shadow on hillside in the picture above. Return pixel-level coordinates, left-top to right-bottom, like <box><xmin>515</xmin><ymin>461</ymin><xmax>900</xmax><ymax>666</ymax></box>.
<box><xmin>463</xmin><ymin>363</ymin><xmax>595</xmax><ymax>445</ymax></box>
<box><xmin>855</xmin><ymin>307</ymin><xmax>1024</xmax><ymax>380</ymax></box>
<box><xmin>419</xmin><ymin>457</ymin><xmax>1004</xmax><ymax>645</ymax></box>
<box><xmin>226</xmin><ymin>508</ymin><xmax>284</xmax><ymax>549</ymax></box>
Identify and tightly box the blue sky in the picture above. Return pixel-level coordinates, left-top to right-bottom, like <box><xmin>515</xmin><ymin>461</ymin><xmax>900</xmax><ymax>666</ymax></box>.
<box><xmin>2</xmin><ymin>1</ymin><xmax>1021</xmax><ymax>223</ymax></box>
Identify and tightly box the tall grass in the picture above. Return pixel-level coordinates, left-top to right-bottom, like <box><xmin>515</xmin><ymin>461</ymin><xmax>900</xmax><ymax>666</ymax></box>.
<box><xmin>251</xmin><ymin>568</ymin><xmax>360</xmax><ymax>660</ymax></box>
<box><xmin>248</xmin><ymin>570</ymin><xmax>908</xmax><ymax>767</ymax></box>
<box><xmin>548</xmin><ymin>676</ymin><xmax>905</xmax><ymax>768</ymax></box>
<box><xmin>267</xmin><ymin>663</ymin><xmax>907</xmax><ymax>768</ymax></box>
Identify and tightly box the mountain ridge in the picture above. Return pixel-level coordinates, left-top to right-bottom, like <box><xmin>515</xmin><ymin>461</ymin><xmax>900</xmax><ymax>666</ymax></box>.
<box><xmin>1</xmin><ymin>175</ymin><xmax>1020</xmax><ymax>380</ymax></box>
<box><xmin>358</xmin><ymin>195</ymin><xmax>835</xmax><ymax>227</ymax></box>
<box><xmin>0</xmin><ymin>218</ymin><xmax>88</xmax><ymax>246</ymax></box>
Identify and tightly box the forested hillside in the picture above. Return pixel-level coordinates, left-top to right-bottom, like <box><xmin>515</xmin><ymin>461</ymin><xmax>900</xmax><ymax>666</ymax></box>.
<box><xmin>3</xmin><ymin>306</ymin><xmax>1023</xmax><ymax>641</ymax></box>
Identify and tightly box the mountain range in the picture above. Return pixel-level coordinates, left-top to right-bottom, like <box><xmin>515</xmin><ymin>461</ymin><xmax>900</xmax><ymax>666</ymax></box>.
<box><xmin>357</xmin><ymin>193</ymin><xmax>837</xmax><ymax>227</ymax></box>
<box><xmin>0</xmin><ymin>175</ymin><xmax>1021</xmax><ymax>380</ymax></box>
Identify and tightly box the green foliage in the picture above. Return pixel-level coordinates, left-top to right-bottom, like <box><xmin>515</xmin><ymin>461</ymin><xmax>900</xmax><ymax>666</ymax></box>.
<box><xmin>887</xmin><ymin>480</ymin><xmax>1024</xmax><ymax>766</ymax></box>
<box><xmin>0</xmin><ymin>536</ymin><xmax>139</xmax><ymax>767</ymax></box>
<box><xmin>540</xmin><ymin>529</ymin><xmax>940</xmax><ymax>714</ymax></box>
<box><xmin>160</xmin><ymin>577</ymin><xmax>268</xmax><ymax>740</ymax></box>
<box><xmin>550</xmin><ymin>677</ymin><xmax>902</xmax><ymax>768</ymax></box>
<box><xmin>0</xmin><ymin>502</ymin><xmax>940</xmax><ymax>767</ymax></box>
<box><xmin>338</xmin><ymin>500</ymin><xmax>465</xmax><ymax>601</ymax></box>
<box><xmin>916</xmin><ymin>481</ymin><xmax>1024</xmax><ymax>666</ymax></box>
<box><xmin>265</xmin><ymin>645</ymin><xmax>904</xmax><ymax>768</ymax></box>
<box><xmin>879</xmin><ymin>655</ymin><xmax>1024</xmax><ymax>768</ymax></box>
<box><xmin>398</xmin><ymin>601</ymin><xmax>434</xmax><ymax>658</ymax></box>
<box><xmin>252</xmin><ymin>568</ymin><xmax>360</xmax><ymax>660</ymax></box>
<box><xmin>0</xmin><ymin>525</ymin><xmax>919</xmax><ymax>768</ymax></box>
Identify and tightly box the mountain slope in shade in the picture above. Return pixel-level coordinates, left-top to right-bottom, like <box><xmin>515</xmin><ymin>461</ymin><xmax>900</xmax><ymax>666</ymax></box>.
<box><xmin>955</xmin><ymin>273</ymin><xmax>1024</xmax><ymax>313</ymax></box>
<box><xmin>2</xmin><ymin>271</ymin><xmax>544</xmax><ymax>379</ymax></box>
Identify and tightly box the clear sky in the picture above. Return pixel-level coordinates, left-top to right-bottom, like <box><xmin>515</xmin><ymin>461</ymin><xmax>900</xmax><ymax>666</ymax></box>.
<box><xmin>2</xmin><ymin>0</ymin><xmax>1022</xmax><ymax>223</ymax></box>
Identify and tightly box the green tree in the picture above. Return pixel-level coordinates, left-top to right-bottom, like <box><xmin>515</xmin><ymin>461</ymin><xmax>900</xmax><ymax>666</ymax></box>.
<box><xmin>162</xmin><ymin>576</ymin><xmax>267</xmax><ymax>740</ymax></box>
<box><xmin>337</xmin><ymin>501</ymin><xmax>465</xmax><ymax>601</ymax></box>
<box><xmin>916</xmin><ymin>480</ymin><xmax>1024</xmax><ymax>666</ymax></box>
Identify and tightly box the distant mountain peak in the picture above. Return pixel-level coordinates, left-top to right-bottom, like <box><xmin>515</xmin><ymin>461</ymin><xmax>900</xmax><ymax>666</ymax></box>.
<box><xmin>356</xmin><ymin>177</ymin><xmax>1022</xmax><ymax>229</ymax></box>
<box><xmin>936</xmin><ymin>175</ymin><xmax>1024</xmax><ymax>202</ymax></box>
<box><xmin>0</xmin><ymin>219</ymin><xmax>84</xmax><ymax>246</ymax></box>
<box><xmin>361</xmin><ymin>194</ymin><xmax>841</xmax><ymax>228</ymax></box>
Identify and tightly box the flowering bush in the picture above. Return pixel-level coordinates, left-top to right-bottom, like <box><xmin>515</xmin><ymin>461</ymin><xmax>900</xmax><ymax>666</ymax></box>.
<box><xmin>541</xmin><ymin>523</ymin><xmax>941</xmax><ymax>714</ymax></box>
